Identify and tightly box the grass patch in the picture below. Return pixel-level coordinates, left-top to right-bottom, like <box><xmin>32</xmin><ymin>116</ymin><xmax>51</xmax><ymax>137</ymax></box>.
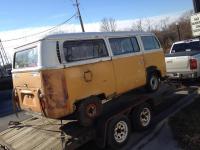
<box><xmin>169</xmin><ymin>98</ymin><xmax>200</xmax><ymax>150</ymax></box>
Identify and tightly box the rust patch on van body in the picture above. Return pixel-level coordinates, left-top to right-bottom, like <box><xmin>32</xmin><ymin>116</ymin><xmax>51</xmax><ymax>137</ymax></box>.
<box><xmin>12</xmin><ymin>70</ymin><xmax>69</xmax><ymax>119</ymax></box>
<box><xmin>41</xmin><ymin>69</ymin><xmax>69</xmax><ymax>118</ymax></box>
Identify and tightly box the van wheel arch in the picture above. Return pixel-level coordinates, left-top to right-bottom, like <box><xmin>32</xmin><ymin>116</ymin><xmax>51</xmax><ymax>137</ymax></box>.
<box><xmin>146</xmin><ymin>66</ymin><xmax>161</xmax><ymax>92</ymax></box>
<box><xmin>75</xmin><ymin>95</ymin><xmax>103</xmax><ymax>127</ymax></box>
<box><xmin>146</xmin><ymin>66</ymin><xmax>161</xmax><ymax>77</ymax></box>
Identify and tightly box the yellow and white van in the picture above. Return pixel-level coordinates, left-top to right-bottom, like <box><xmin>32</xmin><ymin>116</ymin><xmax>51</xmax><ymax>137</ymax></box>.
<box><xmin>12</xmin><ymin>32</ymin><xmax>166</xmax><ymax>126</ymax></box>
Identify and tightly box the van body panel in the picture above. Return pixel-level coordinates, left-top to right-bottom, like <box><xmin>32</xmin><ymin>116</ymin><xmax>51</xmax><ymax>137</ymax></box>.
<box><xmin>143</xmin><ymin>50</ymin><xmax>166</xmax><ymax>77</ymax></box>
<box><xmin>13</xmin><ymin>70</ymin><xmax>70</xmax><ymax>118</ymax></box>
<box><xmin>12</xmin><ymin>72</ymin><xmax>42</xmax><ymax>113</ymax></box>
<box><xmin>63</xmin><ymin>60</ymin><xmax>116</xmax><ymax>109</ymax></box>
<box><xmin>112</xmin><ymin>54</ymin><xmax>146</xmax><ymax>94</ymax></box>
<box><xmin>41</xmin><ymin>69</ymin><xmax>69</xmax><ymax>118</ymax></box>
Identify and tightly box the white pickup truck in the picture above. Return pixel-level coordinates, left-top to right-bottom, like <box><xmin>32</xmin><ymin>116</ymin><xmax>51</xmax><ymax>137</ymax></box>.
<box><xmin>165</xmin><ymin>39</ymin><xmax>200</xmax><ymax>79</ymax></box>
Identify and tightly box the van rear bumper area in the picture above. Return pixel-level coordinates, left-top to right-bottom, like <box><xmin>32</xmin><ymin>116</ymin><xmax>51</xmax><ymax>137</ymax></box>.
<box><xmin>14</xmin><ymin>87</ymin><xmax>70</xmax><ymax>119</ymax></box>
<box><xmin>15</xmin><ymin>88</ymin><xmax>43</xmax><ymax>113</ymax></box>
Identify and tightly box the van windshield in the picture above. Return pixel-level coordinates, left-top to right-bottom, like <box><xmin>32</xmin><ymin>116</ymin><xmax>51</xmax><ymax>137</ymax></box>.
<box><xmin>171</xmin><ymin>41</ymin><xmax>200</xmax><ymax>53</ymax></box>
<box><xmin>14</xmin><ymin>47</ymin><xmax>38</xmax><ymax>69</ymax></box>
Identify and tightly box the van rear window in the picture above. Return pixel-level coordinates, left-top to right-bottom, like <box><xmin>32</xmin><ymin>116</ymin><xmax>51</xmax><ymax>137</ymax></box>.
<box><xmin>63</xmin><ymin>39</ymin><xmax>108</xmax><ymax>62</ymax></box>
<box><xmin>14</xmin><ymin>47</ymin><xmax>38</xmax><ymax>69</ymax></box>
<box><xmin>141</xmin><ymin>36</ymin><xmax>160</xmax><ymax>51</ymax></box>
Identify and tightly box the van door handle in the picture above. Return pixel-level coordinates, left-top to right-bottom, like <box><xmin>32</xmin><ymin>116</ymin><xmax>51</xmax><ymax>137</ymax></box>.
<box><xmin>84</xmin><ymin>70</ymin><xmax>93</xmax><ymax>82</ymax></box>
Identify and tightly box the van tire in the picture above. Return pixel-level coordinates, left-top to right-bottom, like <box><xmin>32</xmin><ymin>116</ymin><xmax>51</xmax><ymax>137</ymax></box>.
<box><xmin>131</xmin><ymin>103</ymin><xmax>152</xmax><ymax>130</ymax></box>
<box><xmin>107</xmin><ymin>115</ymin><xmax>131</xmax><ymax>149</ymax></box>
<box><xmin>146</xmin><ymin>72</ymin><xmax>160</xmax><ymax>92</ymax></box>
<box><xmin>78</xmin><ymin>97</ymin><xmax>102</xmax><ymax>127</ymax></box>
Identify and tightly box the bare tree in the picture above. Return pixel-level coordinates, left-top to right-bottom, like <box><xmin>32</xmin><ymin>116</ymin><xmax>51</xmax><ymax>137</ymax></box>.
<box><xmin>100</xmin><ymin>18</ymin><xmax>117</xmax><ymax>32</ymax></box>
<box><xmin>145</xmin><ymin>19</ymin><xmax>152</xmax><ymax>32</ymax></box>
<box><xmin>131</xmin><ymin>19</ymin><xmax>144</xmax><ymax>31</ymax></box>
<box><xmin>137</xmin><ymin>19</ymin><xmax>143</xmax><ymax>31</ymax></box>
<box><xmin>160</xmin><ymin>17</ymin><xmax>170</xmax><ymax>31</ymax></box>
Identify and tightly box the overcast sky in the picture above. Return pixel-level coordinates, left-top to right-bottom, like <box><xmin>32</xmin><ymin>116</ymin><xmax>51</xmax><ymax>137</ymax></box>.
<box><xmin>0</xmin><ymin>0</ymin><xmax>194</xmax><ymax>58</ymax></box>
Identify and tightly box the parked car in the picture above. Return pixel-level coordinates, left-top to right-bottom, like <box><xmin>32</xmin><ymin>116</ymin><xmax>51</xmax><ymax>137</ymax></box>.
<box><xmin>12</xmin><ymin>32</ymin><xmax>166</xmax><ymax>126</ymax></box>
<box><xmin>165</xmin><ymin>39</ymin><xmax>200</xmax><ymax>79</ymax></box>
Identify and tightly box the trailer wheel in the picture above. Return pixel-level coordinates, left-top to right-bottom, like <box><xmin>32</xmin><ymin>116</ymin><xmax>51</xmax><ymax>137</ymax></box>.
<box><xmin>131</xmin><ymin>103</ymin><xmax>152</xmax><ymax>130</ymax></box>
<box><xmin>107</xmin><ymin>116</ymin><xmax>131</xmax><ymax>149</ymax></box>
<box><xmin>146</xmin><ymin>72</ymin><xmax>160</xmax><ymax>92</ymax></box>
<box><xmin>78</xmin><ymin>97</ymin><xmax>102</xmax><ymax>127</ymax></box>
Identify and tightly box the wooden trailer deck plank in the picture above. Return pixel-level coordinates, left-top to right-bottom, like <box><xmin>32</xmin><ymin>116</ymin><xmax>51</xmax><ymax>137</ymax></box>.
<box><xmin>1</xmin><ymin>118</ymin><xmax>46</xmax><ymax>141</ymax></box>
<box><xmin>0</xmin><ymin>117</ymin><xmax>72</xmax><ymax>150</ymax></box>
<box><xmin>12</xmin><ymin>129</ymin><xmax>46</xmax><ymax>150</ymax></box>
<box><xmin>31</xmin><ymin>136</ymin><xmax>59</xmax><ymax>150</ymax></box>
<box><xmin>0</xmin><ymin>117</ymin><xmax>36</xmax><ymax>137</ymax></box>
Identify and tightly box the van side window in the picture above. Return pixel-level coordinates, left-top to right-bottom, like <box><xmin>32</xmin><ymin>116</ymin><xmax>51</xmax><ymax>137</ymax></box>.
<box><xmin>63</xmin><ymin>39</ymin><xmax>108</xmax><ymax>62</ymax></box>
<box><xmin>131</xmin><ymin>37</ymin><xmax>140</xmax><ymax>52</ymax></box>
<box><xmin>141</xmin><ymin>36</ymin><xmax>160</xmax><ymax>51</ymax></box>
<box><xmin>109</xmin><ymin>37</ymin><xmax>140</xmax><ymax>56</ymax></box>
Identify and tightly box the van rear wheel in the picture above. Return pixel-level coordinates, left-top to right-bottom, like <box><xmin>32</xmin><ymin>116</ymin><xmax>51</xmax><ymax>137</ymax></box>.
<box><xmin>146</xmin><ymin>72</ymin><xmax>160</xmax><ymax>92</ymax></box>
<box><xmin>78</xmin><ymin>97</ymin><xmax>102</xmax><ymax>127</ymax></box>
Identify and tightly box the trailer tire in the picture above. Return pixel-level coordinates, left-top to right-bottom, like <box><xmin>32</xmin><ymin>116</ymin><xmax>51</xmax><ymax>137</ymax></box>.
<box><xmin>131</xmin><ymin>103</ymin><xmax>152</xmax><ymax>131</ymax></box>
<box><xmin>146</xmin><ymin>72</ymin><xmax>160</xmax><ymax>92</ymax></box>
<box><xmin>78</xmin><ymin>97</ymin><xmax>102</xmax><ymax>127</ymax></box>
<box><xmin>107</xmin><ymin>115</ymin><xmax>131</xmax><ymax>149</ymax></box>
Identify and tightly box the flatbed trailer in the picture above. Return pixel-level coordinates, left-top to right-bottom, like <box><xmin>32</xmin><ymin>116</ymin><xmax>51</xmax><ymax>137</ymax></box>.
<box><xmin>0</xmin><ymin>83</ymin><xmax>199</xmax><ymax>150</ymax></box>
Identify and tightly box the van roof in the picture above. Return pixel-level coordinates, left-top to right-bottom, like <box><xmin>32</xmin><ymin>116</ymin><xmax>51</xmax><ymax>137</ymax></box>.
<box><xmin>44</xmin><ymin>31</ymin><xmax>154</xmax><ymax>40</ymax></box>
<box><xmin>15</xmin><ymin>31</ymin><xmax>154</xmax><ymax>50</ymax></box>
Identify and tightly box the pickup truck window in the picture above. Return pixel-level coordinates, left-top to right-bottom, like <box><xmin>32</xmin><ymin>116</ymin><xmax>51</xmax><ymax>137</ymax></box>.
<box><xmin>63</xmin><ymin>39</ymin><xmax>108</xmax><ymax>62</ymax></box>
<box><xmin>171</xmin><ymin>41</ymin><xmax>200</xmax><ymax>53</ymax></box>
<box><xmin>141</xmin><ymin>36</ymin><xmax>160</xmax><ymax>51</ymax></box>
<box><xmin>109</xmin><ymin>37</ymin><xmax>140</xmax><ymax>56</ymax></box>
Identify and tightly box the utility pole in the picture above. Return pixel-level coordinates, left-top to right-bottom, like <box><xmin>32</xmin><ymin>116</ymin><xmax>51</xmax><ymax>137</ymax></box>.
<box><xmin>176</xmin><ymin>23</ymin><xmax>181</xmax><ymax>41</ymax></box>
<box><xmin>75</xmin><ymin>0</ymin><xmax>85</xmax><ymax>32</ymax></box>
<box><xmin>193</xmin><ymin>0</ymin><xmax>200</xmax><ymax>13</ymax></box>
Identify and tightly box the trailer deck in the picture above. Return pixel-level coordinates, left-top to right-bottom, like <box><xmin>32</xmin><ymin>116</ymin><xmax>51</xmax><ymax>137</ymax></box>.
<box><xmin>0</xmin><ymin>83</ymin><xmax>199</xmax><ymax>150</ymax></box>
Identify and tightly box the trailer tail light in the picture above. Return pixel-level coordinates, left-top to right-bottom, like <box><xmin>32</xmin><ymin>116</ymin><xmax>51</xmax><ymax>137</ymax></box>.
<box><xmin>190</xmin><ymin>59</ymin><xmax>197</xmax><ymax>70</ymax></box>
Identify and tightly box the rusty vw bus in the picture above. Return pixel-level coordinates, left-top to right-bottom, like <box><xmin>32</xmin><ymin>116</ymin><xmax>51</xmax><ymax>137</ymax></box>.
<box><xmin>12</xmin><ymin>32</ymin><xmax>166</xmax><ymax>126</ymax></box>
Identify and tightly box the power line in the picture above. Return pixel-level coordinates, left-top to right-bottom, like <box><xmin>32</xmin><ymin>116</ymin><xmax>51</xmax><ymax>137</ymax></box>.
<box><xmin>0</xmin><ymin>40</ymin><xmax>9</xmax><ymax>64</ymax></box>
<box><xmin>1</xmin><ymin>14</ymin><xmax>76</xmax><ymax>43</ymax></box>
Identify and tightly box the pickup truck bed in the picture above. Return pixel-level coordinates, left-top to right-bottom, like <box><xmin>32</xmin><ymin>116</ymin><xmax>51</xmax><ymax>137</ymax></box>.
<box><xmin>165</xmin><ymin>51</ymin><xmax>200</xmax><ymax>79</ymax></box>
<box><xmin>0</xmin><ymin>83</ymin><xmax>199</xmax><ymax>150</ymax></box>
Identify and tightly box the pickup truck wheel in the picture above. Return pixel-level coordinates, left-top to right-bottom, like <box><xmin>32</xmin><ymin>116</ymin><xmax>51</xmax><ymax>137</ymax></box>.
<box><xmin>107</xmin><ymin>116</ymin><xmax>131</xmax><ymax>149</ymax></box>
<box><xmin>146</xmin><ymin>72</ymin><xmax>160</xmax><ymax>92</ymax></box>
<box><xmin>78</xmin><ymin>97</ymin><xmax>102</xmax><ymax>127</ymax></box>
<box><xmin>131</xmin><ymin>103</ymin><xmax>152</xmax><ymax>130</ymax></box>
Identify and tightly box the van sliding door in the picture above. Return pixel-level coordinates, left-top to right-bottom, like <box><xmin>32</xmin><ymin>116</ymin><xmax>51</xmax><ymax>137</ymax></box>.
<box><xmin>109</xmin><ymin>37</ymin><xmax>146</xmax><ymax>94</ymax></box>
